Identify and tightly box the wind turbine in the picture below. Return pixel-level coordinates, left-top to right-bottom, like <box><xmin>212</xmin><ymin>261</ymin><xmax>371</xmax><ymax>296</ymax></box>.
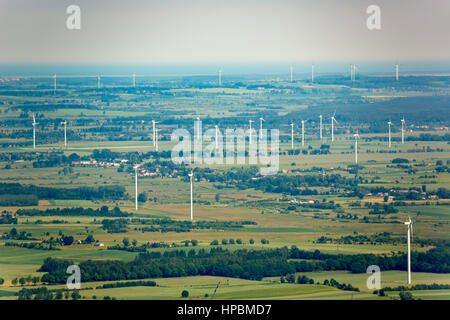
<box><xmin>319</xmin><ymin>115</ymin><xmax>323</xmax><ymax>140</ymax></box>
<box><xmin>215</xmin><ymin>125</ymin><xmax>219</xmax><ymax>150</ymax></box>
<box><xmin>196</xmin><ymin>117</ymin><xmax>201</xmax><ymax>140</ymax></box>
<box><xmin>401</xmin><ymin>117</ymin><xmax>405</xmax><ymax>144</ymax></box>
<box><xmin>61</xmin><ymin>120</ymin><xmax>67</xmax><ymax>147</ymax></box>
<box><xmin>152</xmin><ymin>120</ymin><xmax>157</xmax><ymax>147</ymax></box>
<box><xmin>395</xmin><ymin>64</ymin><xmax>399</xmax><ymax>81</ymax></box>
<box><xmin>132</xmin><ymin>73</ymin><xmax>136</xmax><ymax>88</ymax></box>
<box><xmin>290</xmin><ymin>65</ymin><xmax>293</xmax><ymax>82</ymax></box>
<box><xmin>249</xmin><ymin>120</ymin><xmax>254</xmax><ymax>144</ymax></box>
<box><xmin>134</xmin><ymin>165</ymin><xmax>139</xmax><ymax>211</ymax></box>
<box><xmin>311</xmin><ymin>64</ymin><xmax>315</xmax><ymax>83</ymax></box>
<box><xmin>218</xmin><ymin>69</ymin><xmax>222</xmax><ymax>86</ymax></box>
<box><xmin>97</xmin><ymin>75</ymin><xmax>101</xmax><ymax>89</ymax></box>
<box><xmin>388</xmin><ymin>120</ymin><xmax>392</xmax><ymax>148</ymax></box>
<box><xmin>290</xmin><ymin>122</ymin><xmax>295</xmax><ymax>150</ymax></box>
<box><xmin>404</xmin><ymin>215</ymin><xmax>418</xmax><ymax>284</ymax></box>
<box><xmin>32</xmin><ymin>113</ymin><xmax>38</xmax><ymax>149</ymax></box>
<box><xmin>301</xmin><ymin>120</ymin><xmax>306</xmax><ymax>147</ymax></box>
<box><xmin>259</xmin><ymin>117</ymin><xmax>264</xmax><ymax>139</ymax></box>
<box><xmin>350</xmin><ymin>64</ymin><xmax>357</xmax><ymax>81</ymax></box>
<box><xmin>188</xmin><ymin>171</ymin><xmax>194</xmax><ymax>221</ymax></box>
<box><xmin>354</xmin><ymin>130</ymin><xmax>359</xmax><ymax>164</ymax></box>
<box><xmin>331</xmin><ymin>111</ymin><xmax>338</xmax><ymax>142</ymax></box>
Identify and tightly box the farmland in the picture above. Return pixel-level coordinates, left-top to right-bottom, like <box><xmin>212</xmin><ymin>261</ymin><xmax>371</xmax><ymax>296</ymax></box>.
<box><xmin>0</xmin><ymin>73</ymin><xmax>449</xmax><ymax>300</ymax></box>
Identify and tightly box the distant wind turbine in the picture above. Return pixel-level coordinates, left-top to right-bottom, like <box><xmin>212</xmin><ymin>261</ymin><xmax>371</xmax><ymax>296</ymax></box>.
<box><xmin>401</xmin><ymin>117</ymin><xmax>405</xmax><ymax>144</ymax></box>
<box><xmin>61</xmin><ymin>120</ymin><xmax>67</xmax><ymax>147</ymax></box>
<box><xmin>134</xmin><ymin>166</ymin><xmax>139</xmax><ymax>210</ymax></box>
<box><xmin>188</xmin><ymin>171</ymin><xmax>194</xmax><ymax>221</ymax></box>
<box><xmin>152</xmin><ymin>120</ymin><xmax>157</xmax><ymax>147</ymax></box>
<box><xmin>354</xmin><ymin>130</ymin><xmax>359</xmax><ymax>164</ymax></box>
<box><xmin>395</xmin><ymin>64</ymin><xmax>399</xmax><ymax>81</ymax></box>
<box><xmin>215</xmin><ymin>125</ymin><xmax>219</xmax><ymax>150</ymax></box>
<box><xmin>404</xmin><ymin>215</ymin><xmax>418</xmax><ymax>284</ymax></box>
<box><xmin>32</xmin><ymin>113</ymin><xmax>38</xmax><ymax>149</ymax></box>
<box><xmin>196</xmin><ymin>117</ymin><xmax>201</xmax><ymax>140</ymax></box>
<box><xmin>53</xmin><ymin>74</ymin><xmax>57</xmax><ymax>94</ymax></box>
<box><xmin>331</xmin><ymin>111</ymin><xmax>338</xmax><ymax>142</ymax></box>
<box><xmin>388</xmin><ymin>120</ymin><xmax>392</xmax><ymax>148</ymax></box>
<box><xmin>290</xmin><ymin>122</ymin><xmax>294</xmax><ymax>150</ymax></box>
<box><xmin>311</xmin><ymin>64</ymin><xmax>315</xmax><ymax>83</ymax></box>
<box><xmin>218</xmin><ymin>69</ymin><xmax>222</xmax><ymax>86</ymax></box>
<box><xmin>319</xmin><ymin>115</ymin><xmax>323</xmax><ymax>140</ymax></box>
<box><xmin>259</xmin><ymin>117</ymin><xmax>264</xmax><ymax>139</ymax></box>
<box><xmin>97</xmin><ymin>75</ymin><xmax>101</xmax><ymax>89</ymax></box>
<box><xmin>290</xmin><ymin>65</ymin><xmax>293</xmax><ymax>82</ymax></box>
<box><xmin>132</xmin><ymin>73</ymin><xmax>136</xmax><ymax>88</ymax></box>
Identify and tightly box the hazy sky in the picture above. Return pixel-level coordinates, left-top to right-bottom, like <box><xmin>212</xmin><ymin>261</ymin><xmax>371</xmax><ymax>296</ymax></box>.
<box><xmin>0</xmin><ymin>0</ymin><xmax>449</xmax><ymax>63</ymax></box>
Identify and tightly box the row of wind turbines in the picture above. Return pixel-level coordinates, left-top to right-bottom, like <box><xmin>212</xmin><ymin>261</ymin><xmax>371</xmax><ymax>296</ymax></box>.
<box><xmin>288</xmin><ymin>63</ymin><xmax>400</xmax><ymax>83</ymax></box>
<box><xmin>45</xmin><ymin>62</ymin><xmax>400</xmax><ymax>92</ymax></box>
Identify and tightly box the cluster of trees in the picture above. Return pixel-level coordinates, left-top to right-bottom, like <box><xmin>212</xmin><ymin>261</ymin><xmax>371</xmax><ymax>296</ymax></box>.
<box><xmin>369</xmin><ymin>203</ymin><xmax>398</xmax><ymax>215</ymax></box>
<box><xmin>2</xmin><ymin>228</ymin><xmax>34</xmax><ymax>240</ymax></box>
<box><xmin>96</xmin><ymin>280</ymin><xmax>157</xmax><ymax>289</ymax></box>
<box><xmin>102</xmin><ymin>219</ymin><xmax>128</xmax><ymax>233</ymax></box>
<box><xmin>5</xmin><ymin>242</ymin><xmax>60</xmax><ymax>251</ymax></box>
<box><xmin>38</xmin><ymin>245</ymin><xmax>450</xmax><ymax>285</ymax></box>
<box><xmin>323</xmin><ymin>278</ymin><xmax>359</xmax><ymax>292</ymax></box>
<box><xmin>11</xmin><ymin>275</ymin><xmax>41</xmax><ymax>287</ymax></box>
<box><xmin>288</xmin><ymin>246</ymin><xmax>450</xmax><ymax>274</ymax></box>
<box><xmin>133</xmin><ymin>218</ymin><xmax>256</xmax><ymax>233</ymax></box>
<box><xmin>17</xmin><ymin>287</ymin><xmax>83</xmax><ymax>300</ymax></box>
<box><xmin>0</xmin><ymin>183</ymin><xmax>126</xmax><ymax>202</ymax></box>
<box><xmin>383</xmin><ymin>283</ymin><xmax>450</xmax><ymax>292</ymax></box>
<box><xmin>317</xmin><ymin>232</ymin><xmax>402</xmax><ymax>245</ymax></box>
<box><xmin>17</xmin><ymin>206</ymin><xmax>131</xmax><ymax>217</ymax></box>
<box><xmin>280</xmin><ymin>274</ymin><xmax>314</xmax><ymax>284</ymax></box>
<box><xmin>0</xmin><ymin>212</ymin><xmax>17</xmax><ymax>224</ymax></box>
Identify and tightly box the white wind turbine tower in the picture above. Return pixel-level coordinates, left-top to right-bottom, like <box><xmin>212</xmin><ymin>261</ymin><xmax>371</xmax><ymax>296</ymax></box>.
<box><xmin>97</xmin><ymin>75</ymin><xmax>101</xmax><ymax>89</ymax></box>
<box><xmin>61</xmin><ymin>120</ymin><xmax>67</xmax><ymax>147</ymax></box>
<box><xmin>132</xmin><ymin>73</ymin><xmax>136</xmax><ymax>88</ymax></box>
<box><xmin>404</xmin><ymin>216</ymin><xmax>417</xmax><ymax>284</ymax></box>
<box><xmin>290</xmin><ymin>65</ymin><xmax>293</xmax><ymax>82</ymax></box>
<box><xmin>134</xmin><ymin>165</ymin><xmax>139</xmax><ymax>210</ymax></box>
<box><xmin>259</xmin><ymin>117</ymin><xmax>264</xmax><ymax>139</ymax></box>
<box><xmin>388</xmin><ymin>120</ymin><xmax>392</xmax><ymax>148</ymax></box>
<box><xmin>401</xmin><ymin>117</ymin><xmax>405</xmax><ymax>144</ymax></box>
<box><xmin>290</xmin><ymin>122</ymin><xmax>295</xmax><ymax>150</ymax></box>
<box><xmin>395</xmin><ymin>64</ymin><xmax>399</xmax><ymax>81</ymax></box>
<box><xmin>311</xmin><ymin>64</ymin><xmax>315</xmax><ymax>83</ymax></box>
<box><xmin>350</xmin><ymin>64</ymin><xmax>357</xmax><ymax>81</ymax></box>
<box><xmin>152</xmin><ymin>120</ymin><xmax>157</xmax><ymax>147</ymax></box>
<box><xmin>32</xmin><ymin>113</ymin><xmax>37</xmax><ymax>149</ymax></box>
<box><xmin>354</xmin><ymin>130</ymin><xmax>359</xmax><ymax>164</ymax></box>
<box><xmin>249</xmin><ymin>120</ymin><xmax>254</xmax><ymax>144</ymax></box>
<box><xmin>319</xmin><ymin>115</ymin><xmax>323</xmax><ymax>140</ymax></box>
<box><xmin>331</xmin><ymin>111</ymin><xmax>338</xmax><ymax>142</ymax></box>
<box><xmin>301</xmin><ymin>120</ymin><xmax>306</xmax><ymax>147</ymax></box>
<box><xmin>218</xmin><ymin>69</ymin><xmax>222</xmax><ymax>86</ymax></box>
<box><xmin>215</xmin><ymin>125</ymin><xmax>219</xmax><ymax>150</ymax></box>
<box><xmin>188</xmin><ymin>171</ymin><xmax>194</xmax><ymax>221</ymax></box>
<box><xmin>196</xmin><ymin>117</ymin><xmax>201</xmax><ymax>140</ymax></box>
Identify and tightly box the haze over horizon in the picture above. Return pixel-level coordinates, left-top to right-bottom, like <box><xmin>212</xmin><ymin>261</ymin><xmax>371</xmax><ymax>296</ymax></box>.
<box><xmin>1</xmin><ymin>0</ymin><xmax>449</xmax><ymax>65</ymax></box>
